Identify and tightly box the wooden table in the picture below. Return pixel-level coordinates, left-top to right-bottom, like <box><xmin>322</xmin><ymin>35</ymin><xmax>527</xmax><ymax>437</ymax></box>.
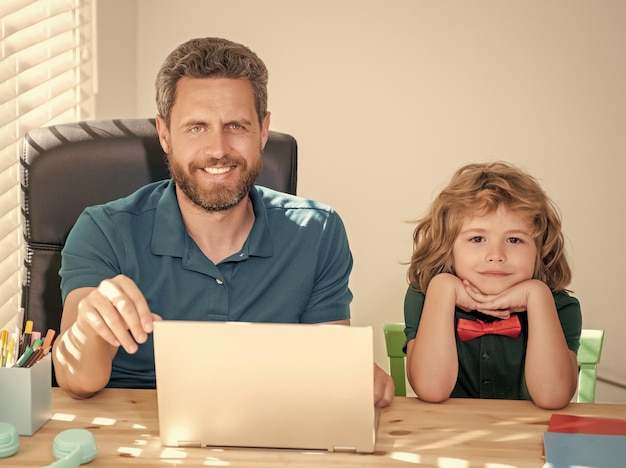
<box><xmin>6</xmin><ymin>388</ymin><xmax>626</xmax><ymax>467</ymax></box>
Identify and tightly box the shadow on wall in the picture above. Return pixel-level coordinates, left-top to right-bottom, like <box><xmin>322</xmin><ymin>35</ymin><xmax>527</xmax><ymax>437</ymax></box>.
<box><xmin>596</xmin><ymin>378</ymin><xmax>626</xmax><ymax>404</ymax></box>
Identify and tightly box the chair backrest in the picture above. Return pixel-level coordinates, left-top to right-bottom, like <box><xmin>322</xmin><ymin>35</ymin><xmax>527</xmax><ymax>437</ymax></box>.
<box><xmin>383</xmin><ymin>323</ymin><xmax>606</xmax><ymax>401</ymax></box>
<box><xmin>383</xmin><ymin>323</ymin><xmax>407</xmax><ymax>397</ymax></box>
<box><xmin>20</xmin><ymin>118</ymin><xmax>298</xmax><ymax>342</ymax></box>
<box><xmin>576</xmin><ymin>329</ymin><xmax>605</xmax><ymax>403</ymax></box>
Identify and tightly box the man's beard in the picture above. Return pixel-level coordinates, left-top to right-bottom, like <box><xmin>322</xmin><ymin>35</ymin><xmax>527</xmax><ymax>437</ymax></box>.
<box><xmin>168</xmin><ymin>150</ymin><xmax>263</xmax><ymax>212</ymax></box>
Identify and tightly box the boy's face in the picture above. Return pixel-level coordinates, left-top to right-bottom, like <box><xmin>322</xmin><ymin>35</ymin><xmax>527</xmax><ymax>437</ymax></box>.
<box><xmin>452</xmin><ymin>204</ymin><xmax>537</xmax><ymax>295</ymax></box>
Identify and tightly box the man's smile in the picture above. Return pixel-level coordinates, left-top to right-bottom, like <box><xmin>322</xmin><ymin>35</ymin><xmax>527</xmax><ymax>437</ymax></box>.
<box><xmin>203</xmin><ymin>166</ymin><xmax>235</xmax><ymax>175</ymax></box>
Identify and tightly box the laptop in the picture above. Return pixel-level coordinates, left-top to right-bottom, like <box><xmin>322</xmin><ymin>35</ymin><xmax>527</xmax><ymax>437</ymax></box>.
<box><xmin>153</xmin><ymin>320</ymin><xmax>378</xmax><ymax>453</ymax></box>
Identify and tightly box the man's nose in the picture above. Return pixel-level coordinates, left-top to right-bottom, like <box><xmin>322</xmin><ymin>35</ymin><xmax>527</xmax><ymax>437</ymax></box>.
<box><xmin>203</xmin><ymin>131</ymin><xmax>228</xmax><ymax>159</ymax></box>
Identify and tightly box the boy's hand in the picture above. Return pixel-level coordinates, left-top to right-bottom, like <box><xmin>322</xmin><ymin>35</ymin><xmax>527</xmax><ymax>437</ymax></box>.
<box><xmin>431</xmin><ymin>273</ymin><xmax>510</xmax><ymax>319</ymax></box>
<box><xmin>462</xmin><ymin>279</ymin><xmax>549</xmax><ymax>317</ymax></box>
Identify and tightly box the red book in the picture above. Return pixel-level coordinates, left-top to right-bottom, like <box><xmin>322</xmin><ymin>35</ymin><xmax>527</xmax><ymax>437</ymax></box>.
<box><xmin>548</xmin><ymin>414</ymin><xmax>626</xmax><ymax>435</ymax></box>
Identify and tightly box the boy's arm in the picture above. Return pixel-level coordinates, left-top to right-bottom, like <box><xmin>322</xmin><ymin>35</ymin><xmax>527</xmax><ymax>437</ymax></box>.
<box><xmin>523</xmin><ymin>282</ymin><xmax>578</xmax><ymax>409</ymax></box>
<box><xmin>464</xmin><ymin>279</ymin><xmax>578</xmax><ymax>409</ymax></box>
<box><xmin>406</xmin><ymin>274</ymin><xmax>461</xmax><ymax>402</ymax></box>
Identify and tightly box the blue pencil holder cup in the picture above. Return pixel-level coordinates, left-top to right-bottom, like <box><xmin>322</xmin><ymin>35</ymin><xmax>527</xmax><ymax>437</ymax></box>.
<box><xmin>0</xmin><ymin>353</ymin><xmax>51</xmax><ymax>435</ymax></box>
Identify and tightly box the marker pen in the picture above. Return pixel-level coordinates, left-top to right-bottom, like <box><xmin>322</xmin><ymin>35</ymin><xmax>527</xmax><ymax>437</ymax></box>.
<box><xmin>30</xmin><ymin>331</ymin><xmax>41</xmax><ymax>346</ymax></box>
<box><xmin>13</xmin><ymin>308</ymin><xmax>24</xmax><ymax>354</ymax></box>
<box><xmin>6</xmin><ymin>336</ymin><xmax>15</xmax><ymax>367</ymax></box>
<box><xmin>31</xmin><ymin>339</ymin><xmax>43</xmax><ymax>350</ymax></box>
<box><xmin>0</xmin><ymin>330</ymin><xmax>7</xmax><ymax>367</ymax></box>
<box><xmin>42</xmin><ymin>329</ymin><xmax>56</xmax><ymax>351</ymax></box>
<box><xmin>19</xmin><ymin>339</ymin><xmax>43</xmax><ymax>367</ymax></box>
<box><xmin>24</xmin><ymin>348</ymin><xmax>44</xmax><ymax>368</ymax></box>
<box><xmin>19</xmin><ymin>320</ymin><xmax>33</xmax><ymax>357</ymax></box>
<box><xmin>14</xmin><ymin>346</ymin><xmax>33</xmax><ymax>368</ymax></box>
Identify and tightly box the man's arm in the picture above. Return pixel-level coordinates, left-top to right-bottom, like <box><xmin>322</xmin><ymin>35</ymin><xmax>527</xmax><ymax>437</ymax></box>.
<box><xmin>53</xmin><ymin>287</ymin><xmax>117</xmax><ymax>399</ymax></box>
<box><xmin>53</xmin><ymin>275</ymin><xmax>161</xmax><ymax>399</ymax></box>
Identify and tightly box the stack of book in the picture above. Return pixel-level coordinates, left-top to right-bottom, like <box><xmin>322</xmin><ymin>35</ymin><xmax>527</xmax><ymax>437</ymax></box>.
<box><xmin>543</xmin><ymin>414</ymin><xmax>626</xmax><ymax>467</ymax></box>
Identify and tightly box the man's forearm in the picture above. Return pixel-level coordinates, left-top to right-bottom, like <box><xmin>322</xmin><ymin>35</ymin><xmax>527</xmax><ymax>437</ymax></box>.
<box><xmin>52</xmin><ymin>323</ymin><xmax>116</xmax><ymax>399</ymax></box>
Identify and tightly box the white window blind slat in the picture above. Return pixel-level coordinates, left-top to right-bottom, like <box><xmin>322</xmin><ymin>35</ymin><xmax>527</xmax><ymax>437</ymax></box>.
<box><xmin>0</xmin><ymin>267</ymin><xmax>21</xmax><ymax>311</ymax></box>
<box><xmin>14</xmin><ymin>34</ymin><xmax>79</xmax><ymax>72</ymax></box>
<box><xmin>0</xmin><ymin>185</ymin><xmax>20</xmax><ymax>220</ymax></box>
<box><xmin>0</xmin><ymin>163</ymin><xmax>19</xmax><ymax>194</ymax></box>
<box><xmin>21</xmin><ymin>88</ymin><xmax>80</xmax><ymax>128</ymax></box>
<box><xmin>0</xmin><ymin>0</ymin><xmax>35</xmax><ymax>20</ymax></box>
<box><xmin>2</xmin><ymin>71</ymin><xmax>76</xmax><ymax>125</ymax></box>
<box><xmin>0</xmin><ymin>0</ymin><xmax>95</xmax><ymax>327</ymax></box>
<box><xmin>2</xmin><ymin>33</ymin><xmax>84</xmax><ymax>91</ymax></box>
<box><xmin>0</xmin><ymin>57</ymin><xmax>17</xmax><ymax>89</ymax></box>
<box><xmin>0</xmin><ymin>221</ymin><xmax>20</xmax><ymax>263</ymax></box>
<box><xmin>3</xmin><ymin>3</ymin><xmax>79</xmax><ymax>50</ymax></box>
<box><xmin>0</xmin><ymin>147</ymin><xmax>16</xmax><ymax>172</ymax></box>
<box><xmin>0</xmin><ymin>130</ymin><xmax>18</xmax><ymax>156</ymax></box>
<box><xmin>14</xmin><ymin>40</ymin><xmax>83</xmax><ymax>85</ymax></box>
<box><xmin>0</xmin><ymin>185</ymin><xmax>20</xmax><ymax>225</ymax></box>
<box><xmin>0</xmin><ymin>208</ymin><xmax>20</xmax><ymax>242</ymax></box>
<box><xmin>0</xmin><ymin>299</ymin><xmax>21</xmax><ymax>329</ymax></box>
<box><xmin>19</xmin><ymin>69</ymin><xmax>79</xmax><ymax>113</ymax></box>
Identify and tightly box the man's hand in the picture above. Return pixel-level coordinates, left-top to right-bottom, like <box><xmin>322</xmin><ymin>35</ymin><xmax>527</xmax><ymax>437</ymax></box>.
<box><xmin>73</xmin><ymin>274</ymin><xmax>162</xmax><ymax>354</ymax></box>
<box><xmin>374</xmin><ymin>363</ymin><xmax>394</xmax><ymax>407</ymax></box>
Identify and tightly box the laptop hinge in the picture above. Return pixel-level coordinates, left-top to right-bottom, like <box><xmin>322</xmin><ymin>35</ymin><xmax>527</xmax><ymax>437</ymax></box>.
<box><xmin>332</xmin><ymin>446</ymin><xmax>357</xmax><ymax>453</ymax></box>
<box><xmin>177</xmin><ymin>441</ymin><xmax>202</xmax><ymax>448</ymax></box>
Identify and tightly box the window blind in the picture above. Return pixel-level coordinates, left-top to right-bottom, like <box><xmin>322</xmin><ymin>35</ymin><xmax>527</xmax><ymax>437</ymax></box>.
<box><xmin>0</xmin><ymin>0</ymin><xmax>95</xmax><ymax>327</ymax></box>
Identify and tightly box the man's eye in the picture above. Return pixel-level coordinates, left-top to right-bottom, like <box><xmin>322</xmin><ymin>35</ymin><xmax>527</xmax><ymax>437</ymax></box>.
<box><xmin>228</xmin><ymin>123</ymin><xmax>246</xmax><ymax>132</ymax></box>
<box><xmin>190</xmin><ymin>126</ymin><xmax>203</xmax><ymax>133</ymax></box>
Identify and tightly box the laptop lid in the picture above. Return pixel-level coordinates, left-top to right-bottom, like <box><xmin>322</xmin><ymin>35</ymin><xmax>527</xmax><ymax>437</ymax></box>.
<box><xmin>153</xmin><ymin>321</ymin><xmax>377</xmax><ymax>453</ymax></box>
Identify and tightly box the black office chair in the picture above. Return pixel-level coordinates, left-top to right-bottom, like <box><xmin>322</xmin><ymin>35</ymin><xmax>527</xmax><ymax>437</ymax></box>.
<box><xmin>20</xmin><ymin>118</ymin><xmax>298</xmax><ymax>378</ymax></box>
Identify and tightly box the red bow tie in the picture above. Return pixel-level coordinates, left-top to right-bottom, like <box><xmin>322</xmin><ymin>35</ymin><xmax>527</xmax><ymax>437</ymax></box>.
<box><xmin>456</xmin><ymin>314</ymin><xmax>522</xmax><ymax>341</ymax></box>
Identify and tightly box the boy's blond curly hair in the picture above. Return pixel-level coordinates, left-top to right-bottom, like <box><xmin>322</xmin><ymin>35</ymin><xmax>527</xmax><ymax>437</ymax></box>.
<box><xmin>408</xmin><ymin>162</ymin><xmax>571</xmax><ymax>293</ymax></box>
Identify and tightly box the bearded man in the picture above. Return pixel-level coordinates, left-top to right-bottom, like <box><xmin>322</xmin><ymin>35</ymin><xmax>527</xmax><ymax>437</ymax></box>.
<box><xmin>53</xmin><ymin>37</ymin><xmax>394</xmax><ymax>407</ymax></box>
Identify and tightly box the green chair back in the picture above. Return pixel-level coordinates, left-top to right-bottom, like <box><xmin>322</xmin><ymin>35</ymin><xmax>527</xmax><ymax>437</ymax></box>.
<box><xmin>383</xmin><ymin>323</ymin><xmax>605</xmax><ymax>402</ymax></box>
<box><xmin>576</xmin><ymin>329</ymin><xmax>605</xmax><ymax>403</ymax></box>
<box><xmin>383</xmin><ymin>323</ymin><xmax>407</xmax><ymax>397</ymax></box>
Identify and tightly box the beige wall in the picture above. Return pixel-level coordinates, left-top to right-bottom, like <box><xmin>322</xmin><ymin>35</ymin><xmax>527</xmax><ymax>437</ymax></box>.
<box><xmin>97</xmin><ymin>0</ymin><xmax>626</xmax><ymax>402</ymax></box>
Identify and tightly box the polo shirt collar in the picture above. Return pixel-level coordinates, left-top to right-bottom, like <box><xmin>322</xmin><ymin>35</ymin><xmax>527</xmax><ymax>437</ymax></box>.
<box><xmin>246</xmin><ymin>187</ymin><xmax>274</xmax><ymax>258</ymax></box>
<box><xmin>151</xmin><ymin>181</ymin><xmax>274</xmax><ymax>259</ymax></box>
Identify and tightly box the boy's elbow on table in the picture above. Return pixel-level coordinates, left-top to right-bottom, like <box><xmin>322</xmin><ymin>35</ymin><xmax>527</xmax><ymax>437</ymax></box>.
<box><xmin>530</xmin><ymin>386</ymin><xmax>576</xmax><ymax>410</ymax></box>
<box><xmin>531</xmin><ymin>395</ymin><xmax>572</xmax><ymax>410</ymax></box>
<box><xmin>411</xmin><ymin>383</ymin><xmax>452</xmax><ymax>403</ymax></box>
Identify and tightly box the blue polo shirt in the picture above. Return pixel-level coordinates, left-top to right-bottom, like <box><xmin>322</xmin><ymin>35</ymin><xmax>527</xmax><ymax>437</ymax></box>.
<box><xmin>60</xmin><ymin>180</ymin><xmax>353</xmax><ymax>387</ymax></box>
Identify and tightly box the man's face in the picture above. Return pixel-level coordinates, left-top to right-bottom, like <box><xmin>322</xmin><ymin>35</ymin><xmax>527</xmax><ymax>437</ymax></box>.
<box><xmin>156</xmin><ymin>77</ymin><xmax>270</xmax><ymax>212</ymax></box>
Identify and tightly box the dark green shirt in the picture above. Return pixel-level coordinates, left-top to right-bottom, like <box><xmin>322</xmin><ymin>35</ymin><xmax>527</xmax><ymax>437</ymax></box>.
<box><xmin>403</xmin><ymin>286</ymin><xmax>582</xmax><ymax>400</ymax></box>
